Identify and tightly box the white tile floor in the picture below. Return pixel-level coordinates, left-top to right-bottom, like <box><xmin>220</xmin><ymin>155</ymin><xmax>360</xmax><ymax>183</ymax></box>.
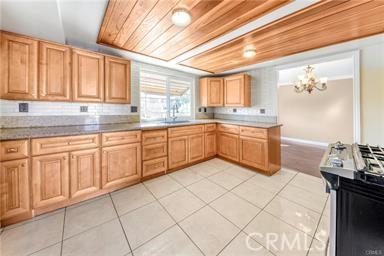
<box><xmin>0</xmin><ymin>158</ymin><xmax>330</xmax><ymax>256</ymax></box>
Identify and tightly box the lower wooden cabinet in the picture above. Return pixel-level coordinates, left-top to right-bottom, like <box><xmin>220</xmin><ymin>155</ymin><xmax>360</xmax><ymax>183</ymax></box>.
<box><xmin>189</xmin><ymin>134</ymin><xmax>204</xmax><ymax>162</ymax></box>
<box><xmin>239</xmin><ymin>137</ymin><xmax>268</xmax><ymax>170</ymax></box>
<box><xmin>0</xmin><ymin>159</ymin><xmax>30</xmax><ymax>220</ymax></box>
<box><xmin>70</xmin><ymin>148</ymin><xmax>100</xmax><ymax>199</ymax></box>
<box><xmin>168</xmin><ymin>136</ymin><xmax>189</xmax><ymax>169</ymax></box>
<box><xmin>205</xmin><ymin>132</ymin><xmax>216</xmax><ymax>158</ymax></box>
<box><xmin>102</xmin><ymin>143</ymin><xmax>141</xmax><ymax>189</ymax></box>
<box><xmin>32</xmin><ymin>153</ymin><xmax>69</xmax><ymax>208</ymax></box>
<box><xmin>217</xmin><ymin>132</ymin><xmax>239</xmax><ymax>161</ymax></box>
<box><xmin>142</xmin><ymin>157</ymin><xmax>168</xmax><ymax>178</ymax></box>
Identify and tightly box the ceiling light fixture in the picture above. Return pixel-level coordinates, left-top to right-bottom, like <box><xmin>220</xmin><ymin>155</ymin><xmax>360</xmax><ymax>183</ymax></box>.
<box><xmin>294</xmin><ymin>65</ymin><xmax>328</xmax><ymax>94</ymax></box>
<box><xmin>171</xmin><ymin>7</ymin><xmax>191</xmax><ymax>27</ymax></box>
<box><xmin>243</xmin><ymin>47</ymin><xmax>256</xmax><ymax>58</ymax></box>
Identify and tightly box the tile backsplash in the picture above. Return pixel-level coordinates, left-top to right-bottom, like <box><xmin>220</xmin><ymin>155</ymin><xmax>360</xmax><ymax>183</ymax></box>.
<box><xmin>0</xmin><ymin>99</ymin><xmax>138</xmax><ymax>116</ymax></box>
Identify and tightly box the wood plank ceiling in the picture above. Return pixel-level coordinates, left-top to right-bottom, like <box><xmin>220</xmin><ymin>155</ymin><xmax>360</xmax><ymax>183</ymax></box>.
<box><xmin>181</xmin><ymin>0</ymin><xmax>384</xmax><ymax>73</ymax></box>
<box><xmin>98</xmin><ymin>0</ymin><xmax>384</xmax><ymax>74</ymax></box>
<box><xmin>97</xmin><ymin>0</ymin><xmax>292</xmax><ymax>61</ymax></box>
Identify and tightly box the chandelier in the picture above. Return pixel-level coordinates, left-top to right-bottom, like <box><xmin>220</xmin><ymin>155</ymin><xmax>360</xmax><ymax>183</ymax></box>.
<box><xmin>294</xmin><ymin>65</ymin><xmax>327</xmax><ymax>94</ymax></box>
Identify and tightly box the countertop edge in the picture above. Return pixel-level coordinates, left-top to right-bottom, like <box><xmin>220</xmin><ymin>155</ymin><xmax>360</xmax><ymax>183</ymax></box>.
<box><xmin>0</xmin><ymin>120</ymin><xmax>283</xmax><ymax>141</ymax></box>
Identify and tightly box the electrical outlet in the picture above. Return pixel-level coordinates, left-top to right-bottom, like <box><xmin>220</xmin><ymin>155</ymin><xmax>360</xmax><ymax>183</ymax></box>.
<box><xmin>131</xmin><ymin>106</ymin><xmax>138</xmax><ymax>113</ymax></box>
<box><xmin>80</xmin><ymin>106</ymin><xmax>88</xmax><ymax>112</ymax></box>
<box><xmin>260</xmin><ymin>108</ymin><xmax>266</xmax><ymax>114</ymax></box>
<box><xmin>198</xmin><ymin>107</ymin><xmax>202</xmax><ymax>112</ymax></box>
<box><xmin>19</xmin><ymin>103</ymin><xmax>29</xmax><ymax>112</ymax></box>
<box><xmin>233</xmin><ymin>108</ymin><xmax>237</xmax><ymax>113</ymax></box>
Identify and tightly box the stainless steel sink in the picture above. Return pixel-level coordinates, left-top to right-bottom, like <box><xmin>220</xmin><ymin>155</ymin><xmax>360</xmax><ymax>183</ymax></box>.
<box><xmin>162</xmin><ymin>120</ymin><xmax>191</xmax><ymax>124</ymax></box>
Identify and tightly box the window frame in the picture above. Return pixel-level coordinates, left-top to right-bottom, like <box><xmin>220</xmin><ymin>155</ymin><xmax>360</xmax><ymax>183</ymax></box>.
<box><xmin>139</xmin><ymin>68</ymin><xmax>195</xmax><ymax>121</ymax></box>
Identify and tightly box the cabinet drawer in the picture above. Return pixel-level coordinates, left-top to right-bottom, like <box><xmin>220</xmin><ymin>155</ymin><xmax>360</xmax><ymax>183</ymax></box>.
<box><xmin>142</xmin><ymin>130</ymin><xmax>167</xmax><ymax>145</ymax></box>
<box><xmin>204</xmin><ymin>124</ymin><xmax>216</xmax><ymax>132</ymax></box>
<box><xmin>102</xmin><ymin>131</ymin><xmax>141</xmax><ymax>146</ymax></box>
<box><xmin>217</xmin><ymin>124</ymin><xmax>239</xmax><ymax>134</ymax></box>
<box><xmin>0</xmin><ymin>140</ymin><xmax>29</xmax><ymax>161</ymax></box>
<box><xmin>142</xmin><ymin>157</ymin><xmax>167</xmax><ymax>178</ymax></box>
<box><xmin>32</xmin><ymin>134</ymin><xmax>100</xmax><ymax>156</ymax></box>
<box><xmin>142</xmin><ymin>143</ymin><xmax>167</xmax><ymax>160</ymax></box>
<box><xmin>240</xmin><ymin>126</ymin><xmax>268</xmax><ymax>139</ymax></box>
<box><xmin>168</xmin><ymin>125</ymin><xmax>204</xmax><ymax>138</ymax></box>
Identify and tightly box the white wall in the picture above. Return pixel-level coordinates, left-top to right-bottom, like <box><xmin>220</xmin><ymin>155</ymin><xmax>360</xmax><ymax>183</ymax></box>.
<box><xmin>360</xmin><ymin>42</ymin><xmax>384</xmax><ymax>145</ymax></box>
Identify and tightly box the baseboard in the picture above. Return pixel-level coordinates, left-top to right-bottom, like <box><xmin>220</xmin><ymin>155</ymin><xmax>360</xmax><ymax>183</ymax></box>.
<box><xmin>281</xmin><ymin>137</ymin><xmax>328</xmax><ymax>147</ymax></box>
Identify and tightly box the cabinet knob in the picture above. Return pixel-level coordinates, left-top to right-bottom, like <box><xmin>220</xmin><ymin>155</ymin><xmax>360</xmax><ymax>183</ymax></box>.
<box><xmin>21</xmin><ymin>163</ymin><xmax>25</xmax><ymax>167</ymax></box>
<box><xmin>63</xmin><ymin>156</ymin><xmax>67</xmax><ymax>160</ymax></box>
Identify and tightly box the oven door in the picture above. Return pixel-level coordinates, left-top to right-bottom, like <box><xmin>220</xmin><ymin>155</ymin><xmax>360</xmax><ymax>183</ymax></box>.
<box><xmin>336</xmin><ymin>177</ymin><xmax>384</xmax><ymax>256</ymax></box>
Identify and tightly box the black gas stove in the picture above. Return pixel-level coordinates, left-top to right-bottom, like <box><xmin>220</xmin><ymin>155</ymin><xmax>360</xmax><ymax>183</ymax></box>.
<box><xmin>320</xmin><ymin>142</ymin><xmax>384</xmax><ymax>256</ymax></box>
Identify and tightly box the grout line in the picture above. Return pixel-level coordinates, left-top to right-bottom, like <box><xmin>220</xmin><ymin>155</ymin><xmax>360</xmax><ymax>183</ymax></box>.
<box><xmin>141</xmin><ymin>180</ymin><xmax>207</xmax><ymax>256</ymax></box>
<box><xmin>109</xmin><ymin>193</ymin><xmax>134</xmax><ymax>256</ymax></box>
<box><xmin>60</xmin><ymin>207</ymin><xmax>66</xmax><ymax>256</ymax></box>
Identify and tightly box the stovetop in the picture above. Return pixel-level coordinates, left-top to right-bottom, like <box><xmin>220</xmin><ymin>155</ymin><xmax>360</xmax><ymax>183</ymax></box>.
<box><xmin>320</xmin><ymin>142</ymin><xmax>384</xmax><ymax>187</ymax></box>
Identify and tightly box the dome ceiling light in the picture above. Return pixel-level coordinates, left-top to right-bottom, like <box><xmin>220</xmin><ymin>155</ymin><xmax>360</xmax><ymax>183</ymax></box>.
<box><xmin>243</xmin><ymin>46</ymin><xmax>256</xmax><ymax>58</ymax></box>
<box><xmin>171</xmin><ymin>7</ymin><xmax>192</xmax><ymax>27</ymax></box>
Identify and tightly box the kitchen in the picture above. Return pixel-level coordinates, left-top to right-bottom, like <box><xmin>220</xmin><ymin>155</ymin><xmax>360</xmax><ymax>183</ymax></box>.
<box><xmin>0</xmin><ymin>1</ymin><xmax>384</xmax><ymax>256</ymax></box>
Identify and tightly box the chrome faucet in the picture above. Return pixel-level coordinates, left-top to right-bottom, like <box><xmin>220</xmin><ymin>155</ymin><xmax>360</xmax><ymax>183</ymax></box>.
<box><xmin>170</xmin><ymin>102</ymin><xmax>181</xmax><ymax>122</ymax></box>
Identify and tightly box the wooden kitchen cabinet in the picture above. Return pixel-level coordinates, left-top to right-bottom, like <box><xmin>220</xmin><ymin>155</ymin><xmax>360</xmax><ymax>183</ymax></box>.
<box><xmin>39</xmin><ymin>41</ymin><xmax>71</xmax><ymax>101</ymax></box>
<box><xmin>101</xmin><ymin>143</ymin><xmax>141</xmax><ymax>189</ymax></box>
<box><xmin>168</xmin><ymin>136</ymin><xmax>189</xmax><ymax>169</ymax></box>
<box><xmin>200</xmin><ymin>77</ymin><xmax>223</xmax><ymax>106</ymax></box>
<box><xmin>239</xmin><ymin>137</ymin><xmax>268</xmax><ymax>170</ymax></box>
<box><xmin>0</xmin><ymin>32</ymin><xmax>38</xmax><ymax>100</ymax></box>
<box><xmin>72</xmin><ymin>49</ymin><xmax>104</xmax><ymax>102</ymax></box>
<box><xmin>105</xmin><ymin>56</ymin><xmax>131</xmax><ymax>104</ymax></box>
<box><xmin>224</xmin><ymin>73</ymin><xmax>251</xmax><ymax>107</ymax></box>
<box><xmin>70</xmin><ymin>148</ymin><xmax>100</xmax><ymax>199</ymax></box>
<box><xmin>0</xmin><ymin>159</ymin><xmax>30</xmax><ymax>221</ymax></box>
<box><xmin>217</xmin><ymin>132</ymin><xmax>239</xmax><ymax>161</ymax></box>
<box><xmin>189</xmin><ymin>134</ymin><xmax>204</xmax><ymax>162</ymax></box>
<box><xmin>32</xmin><ymin>152</ymin><xmax>69</xmax><ymax>209</ymax></box>
<box><xmin>205</xmin><ymin>132</ymin><xmax>216</xmax><ymax>158</ymax></box>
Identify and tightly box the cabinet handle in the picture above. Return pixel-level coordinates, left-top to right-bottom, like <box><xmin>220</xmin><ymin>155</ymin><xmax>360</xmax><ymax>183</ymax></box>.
<box><xmin>6</xmin><ymin>148</ymin><xmax>18</xmax><ymax>153</ymax></box>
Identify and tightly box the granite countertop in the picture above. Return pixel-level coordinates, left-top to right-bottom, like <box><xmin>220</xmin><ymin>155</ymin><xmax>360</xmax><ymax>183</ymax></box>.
<box><xmin>0</xmin><ymin>119</ymin><xmax>282</xmax><ymax>141</ymax></box>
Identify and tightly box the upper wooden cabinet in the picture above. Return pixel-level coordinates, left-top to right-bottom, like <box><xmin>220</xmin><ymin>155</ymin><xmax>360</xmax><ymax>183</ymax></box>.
<box><xmin>200</xmin><ymin>77</ymin><xmax>223</xmax><ymax>107</ymax></box>
<box><xmin>39</xmin><ymin>41</ymin><xmax>71</xmax><ymax>101</ymax></box>
<box><xmin>224</xmin><ymin>73</ymin><xmax>251</xmax><ymax>107</ymax></box>
<box><xmin>105</xmin><ymin>56</ymin><xmax>131</xmax><ymax>104</ymax></box>
<box><xmin>72</xmin><ymin>49</ymin><xmax>104</xmax><ymax>102</ymax></box>
<box><xmin>0</xmin><ymin>32</ymin><xmax>38</xmax><ymax>100</ymax></box>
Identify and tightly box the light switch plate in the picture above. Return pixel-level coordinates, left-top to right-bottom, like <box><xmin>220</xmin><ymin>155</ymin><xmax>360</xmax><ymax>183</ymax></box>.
<box><xmin>19</xmin><ymin>103</ymin><xmax>28</xmax><ymax>112</ymax></box>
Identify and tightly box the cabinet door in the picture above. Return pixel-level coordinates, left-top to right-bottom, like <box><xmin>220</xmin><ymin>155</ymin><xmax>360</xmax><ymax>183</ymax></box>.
<box><xmin>207</xmin><ymin>78</ymin><xmax>223</xmax><ymax>106</ymax></box>
<box><xmin>224</xmin><ymin>75</ymin><xmax>244</xmax><ymax>106</ymax></box>
<box><xmin>217</xmin><ymin>132</ymin><xmax>239</xmax><ymax>161</ymax></box>
<box><xmin>168</xmin><ymin>136</ymin><xmax>189</xmax><ymax>169</ymax></box>
<box><xmin>0</xmin><ymin>159</ymin><xmax>30</xmax><ymax>220</ymax></box>
<box><xmin>70</xmin><ymin>148</ymin><xmax>100</xmax><ymax>199</ymax></box>
<box><xmin>72</xmin><ymin>49</ymin><xmax>104</xmax><ymax>102</ymax></box>
<box><xmin>39</xmin><ymin>41</ymin><xmax>71</xmax><ymax>101</ymax></box>
<box><xmin>205</xmin><ymin>132</ymin><xmax>216</xmax><ymax>158</ymax></box>
<box><xmin>0</xmin><ymin>32</ymin><xmax>38</xmax><ymax>100</ymax></box>
<box><xmin>32</xmin><ymin>153</ymin><xmax>69</xmax><ymax>208</ymax></box>
<box><xmin>239</xmin><ymin>137</ymin><xmax>268</xmax><ymax>170</ymax></box>
<box><xmin>101</xmin><ymin>143</ymin><xmax>141</xmax><ymax>189</ymax></box>
<box><xmin>105</xmin><ymin>56</ymin><xmax>131</xmax><ymax>104</ymax></box>
<box><xmin>189</xmin><ymin>134</ymin><xmax>204</xmax><ymax>163</ymax></box>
